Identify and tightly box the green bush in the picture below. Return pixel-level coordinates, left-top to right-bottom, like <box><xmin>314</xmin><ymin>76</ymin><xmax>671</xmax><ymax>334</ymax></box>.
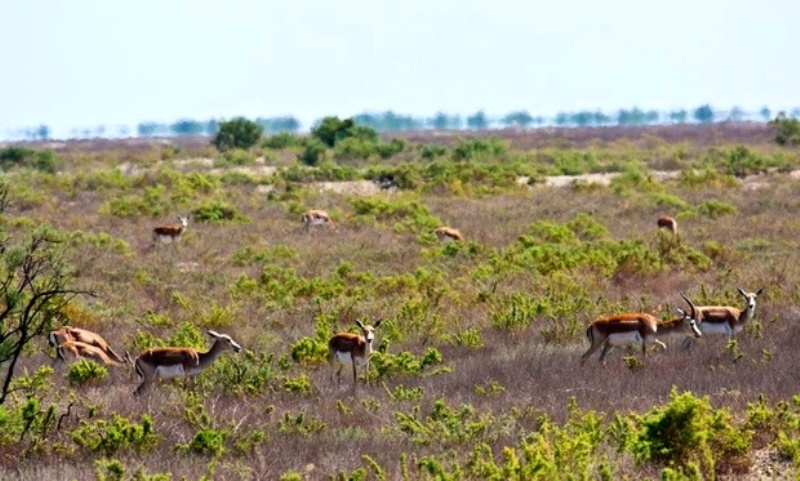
<box><xmin>72</xmin><ymin>414</ymin><xmax>159</xmax><ymax>455</ymax></box>
<box><xmin>296</xmin><ymin>138</ymin><xmax>328</xmax><ymax>166</ymax></box>
<box><xmin>67</xmin><ymin>359</ymin><xmax>109</xmax><ymax>386</ymax></box>
<box><xmin>631</xmin><ymin>388</ymin><xmax>752</xmax><ymax>477</ymax></box>
<box><xmin>0</xmin><ymin>147</ymin><xmax>61</xmax><ymax>173</ymax></box>
<box><xmin>191</xmin><ymin>201</ymin><xmax>247</xmax><ymax>223</ymax></box>
<box><xmin>770</xmin><ymin>112</ymin><xmax>800</xmax><ymax>146</ymax></box>
<box><xmin>211</xmin><ymin>117</ymin><xmax>264</xmax><ymax>151</ymax></box>
<box><xmin>262</xmin><ymin>132</ymin><xmax>299</xmax><ymax>149</ymax></box>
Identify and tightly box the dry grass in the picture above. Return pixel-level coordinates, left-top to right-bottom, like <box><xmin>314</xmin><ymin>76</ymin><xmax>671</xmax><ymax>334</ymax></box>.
<box><xmin>2</xmin><ymin>124</ymin><xmax>800</xmax><ymax>479</ymax></box>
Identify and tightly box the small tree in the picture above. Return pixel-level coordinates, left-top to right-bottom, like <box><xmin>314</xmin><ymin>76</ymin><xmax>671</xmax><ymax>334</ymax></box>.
<box><xmin>693</xmin><ymin>104</ymin><xmax>715</xmax><ymax>124</ymax></box>
<box><xmin>0</xmin><ymin>179</ymin><xmax>90</xmax><ymax>404</ymax></box>
<box><xmin>211</xmin><ymin>117</ymin><xmax>264</xmax><ymax>151</ymax></box>
<box><xmin>769</xmin><ymin>112</ymin><xmax>800</xmax><ymax>146</ymax></box>
<box><xmin>311</xmin><ymin>117</ymin><xmax>355</xmax><ymax>147</ymax></box>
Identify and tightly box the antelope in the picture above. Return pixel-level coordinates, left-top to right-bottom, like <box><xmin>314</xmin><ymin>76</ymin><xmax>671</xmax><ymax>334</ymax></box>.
<box><xmin>657</xmin><ymin>216</ymin><xmax>678</xmax><ymax>235</ymax></box>
<box><xmin>434</xmin><ymin>226</ymin><xmax>463</xmax><ymax>242</ymax></box>
<box><xmin>580</xmin><ymin>300</ymin><xmax>701</xmax><ymax>365</ymax></box>
<box><xmin>302</xmin><ymin>209</ymin><xmax>336</xmax><ymax>232</ymax></box>
<box><xmin>133</xmin><ymin>330</ymin><xmax>242</xmax><ymax>396</ymax></box>
<box><xmin>679</xmin><ymin>289</ymin><xmax>764</xmax><ymax>348</ymax></box>
<box><xmin>56</xmin><ymin>340</ymin><xmax>126</xmax><ymax>366</ymax></box>
<box><xmin>48</xmin><ymin>326</ymin><xmax>127</xmax><ymax>364</ymax></box>
<box><xmin>152</xmin><ymin>215</ymin><xmax>189</xmax><ymax>245</ymax></box>
<box><xmin>328</xmin><ymin>319</ymin><xmax>382</xmax><ymax>385</ymax></box>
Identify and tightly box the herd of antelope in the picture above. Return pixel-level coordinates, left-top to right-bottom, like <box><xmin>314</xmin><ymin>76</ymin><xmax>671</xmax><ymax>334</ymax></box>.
<box><xmin>45</xmin><ymin>212</ymin><xmax>762</xmax><ymax>396</ymax></box>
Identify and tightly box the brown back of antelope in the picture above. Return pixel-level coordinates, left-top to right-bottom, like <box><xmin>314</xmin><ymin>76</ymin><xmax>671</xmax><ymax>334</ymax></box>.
<box><xmin>434</xmin><ymin>226</ymin><xmax>463</xmax><ymax>242</ymax></box>
<box><xmin>133</xmin><ymin>330</ymin><xmax>242</xmax><ymax>396</ymax></box>
<box><xmin>48</xmin><ymin>326</ymin><xmax>126</xmax><ymax>364</ymax></box>
<box><xmin>657</xmin><ymin>216</ymin><xmax>677</xmax><ymax>234</ymax></box>
<box><xmin>581</xmin><ymin>313</ymin><xmax>660</xmax><ymax>365</ymax></box>
<box><xmin>57</xmin><ymin>340</ymin><xmax>123</xmax><ymax>366</ymax></box>
<box><xmin>152</xmin><ymin>215</ymin><xmax>188</xmax><ymax>244</ymax></box>
<box><xmin>327</xmin><ymin>319</ymin><xmax>382</xmax><ymax>384</ymax></box>
<box><xmin>302</xmin><ymin>209</ymin><xmax>336</xmax><ymax>232</ymax></box>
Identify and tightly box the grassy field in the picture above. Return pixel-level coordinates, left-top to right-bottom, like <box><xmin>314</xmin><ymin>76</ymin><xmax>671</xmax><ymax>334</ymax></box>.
<box><xmin>2</xmin><ymin>122</ymin><xmax>800</xmax><ymax>480</ymax></box>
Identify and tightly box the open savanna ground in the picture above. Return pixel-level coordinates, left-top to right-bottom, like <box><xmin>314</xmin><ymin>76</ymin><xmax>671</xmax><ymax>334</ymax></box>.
<box><xmin>2</xmin><ymin>123</ymin><xmax>800</xmax><ymax>480</ymax></box>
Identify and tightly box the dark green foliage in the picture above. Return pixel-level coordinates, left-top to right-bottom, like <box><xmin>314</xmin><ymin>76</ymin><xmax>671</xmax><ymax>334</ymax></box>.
<box><xmin>262</xmin><ymin>132</ymin><xmax>299</xmax><ymax>149</ymax></box>
<box><xmin>311</xmin><ymin>116</ymin><xmax>379</xmax><ymax>147</ymax></box>
<box><xmin>191</xmin><ymin>201</ymin><xmax>247</xmax><ymax>223</ymax></box>
<box><xmin>770</xmin><ymin>112</ymin><xmax>800</xmax><ymax>146</ymax></box>
<box><xmin>296</xmin><ymin>138</ymin><xmax>328</xmax><ymax>166</ymax></box>
<box><xmin>211</xmin><ymin>117</ymin><xmax>264</xmax><ymax>151</ymax></box>
<box><xmin>0</xmin><ymin>147</ymin><xmax>60</xmax><ymax>173</ymax></box>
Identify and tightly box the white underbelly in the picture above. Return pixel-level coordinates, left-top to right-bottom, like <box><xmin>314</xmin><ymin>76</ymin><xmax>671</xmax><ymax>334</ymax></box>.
<box><xmin>156</xmin><ymin>235</ymin><xmax>177</xmax><ymax>244</ymax></box>
<box><xmin>309</xmin><ymin>219</ymin><xmax>328</xmax><ymax>226</ymax></box>
<box><xmin>336</xmin><ymin>351</ymin><xmax>368</xmax><ymax>366</ymax></box>
<box><xmin>606</xmin><ymin>332</ymin><xmax>643</xmax><ymax>346</ymax></box>
<box><xmin>155</xmin><ymin>364</ymin><xmax>186</xmax><ymax>379</ymax></box>
<box><xmin>700</xmin><ymin>322</ymin><xmax>732</xmax><ymax>336</ymax></box>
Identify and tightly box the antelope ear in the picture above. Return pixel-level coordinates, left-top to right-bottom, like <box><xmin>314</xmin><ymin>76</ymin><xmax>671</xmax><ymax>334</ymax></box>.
<box><xmin>756</xmin><ymin>288</ymin><xmax>764</xmax><ymax>296</ymax></box>
<box><xmin>373</xmin><ymin>319</ymin><xmax>382</xmax><ymax>328</ymax></box>
<box><xmin>737</xmin><ymin>288</ymin><xmax>747</xmax><ymax>297</ymax></box>
<box><xmin>355</xmin><ymin>320</ymin><xmax>365</xmax><ymax>329</ymax></box>
<box><xmin>676</xmin><ymin>308</ymin><xmax>686</xmax><ymax>316</ymax></box>
<box><xmin>207</xmin><ymin>330</ymin><xmax>221</xmax><ymax>338</ymax></box>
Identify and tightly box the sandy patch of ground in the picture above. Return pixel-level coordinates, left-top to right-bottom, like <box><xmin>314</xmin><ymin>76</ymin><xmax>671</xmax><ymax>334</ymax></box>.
<box><xmin>313</xmin><ymin>180</ymin><xmax>385</xmax><ymax>196</ymax></box>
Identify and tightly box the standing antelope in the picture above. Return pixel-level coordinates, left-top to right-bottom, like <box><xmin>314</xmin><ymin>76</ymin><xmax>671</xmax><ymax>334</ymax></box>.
<box><xmin>680</xmin><ymin>289</ymin><xmax>764</xmax><ymax>348</ymax></box>
<box><xmin>49</xmin><ymin>326</ymin><xmax>127</xmax><ymax>364</ymax></box>
<box><xmin>657</xmin><ymin>216</ymin><xmax>678</xmax><ymax>235</ymax></box>
<box><xmin>152</xmin><ymin>215</ymin><xmax>189</xmax><ymax>245</ymax></box>
<box><xmin>133</xmin><ymin>330</ymin><xmax>242</xmax><ymax>396</ymax></box>
<box><xmin>434</xmin><ymin>226</ymin><xmax>463</xmax><ymax>242</ymax></box>
<box><xmin>56</xmin><ymin>340</ymin><xmax>127</xmax><ymax>366</ymax></box>
<box><xmin>328</xmin><ymin>320</ymin><xmax>382</xmax><ymax>385</ymax></box>
<box><xmin>580</xmin><ymin>301</ymin><xmax>701</xmax><ymax>365</ymax></box>
<box><xmin>302</xmin><ymin>209</ymin><xmax>336</xmax><ymax>232</ymax></box>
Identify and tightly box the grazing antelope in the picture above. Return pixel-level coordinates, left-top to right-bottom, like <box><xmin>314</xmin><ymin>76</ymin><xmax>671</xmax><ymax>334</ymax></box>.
<box><xmin>680</xmin><ymin>289</ymin><xmax>764</xmax><ymax>348</ymax></box>
<box><xmin>580</xmin><ymin>300</ymin><xmax>701</xmax><ymax>365</ymax></box>
<box><xmin>56</xmin><ymin>340</ymin><xmax>126</xmax><ymax>366</ymax></box>
<box><xmin>152</xmin><ymin>215</ymin><xmax>189</xmax><ymax>245</ymax></box>
<box><xmin>301</xmin><ymin>209</ymin><xmax>336</xmax><ymax>232</ymax></box>
<box><xmin>133</xmin><ymin>330</ymin><xmax>242</xmax><ymax>396</ymax></box>
<box><xmin>48</xmin><ymin>326</ymin><xmax>126</xmax><ymax>364</ymax></box>
<box><xmin>657</xmin><ymin>216</ymin><xmax>678</xmax><ymax>235</ymax></box>
<box><xmin>434</xmin><ymin>226</ymin><xmax>463</xmax><ymax>242</ymax></box>
<box><xmin>328</xmin><ymin>320</ymin><xmax>382</xmax><ymax>385</ymax></box>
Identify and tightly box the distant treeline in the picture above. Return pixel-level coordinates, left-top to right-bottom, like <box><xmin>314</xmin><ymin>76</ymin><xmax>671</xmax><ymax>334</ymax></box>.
<box><xmin>10</xmin><ymin>104</ymin><xmax>800</xmax><ymax>141</ymax></box>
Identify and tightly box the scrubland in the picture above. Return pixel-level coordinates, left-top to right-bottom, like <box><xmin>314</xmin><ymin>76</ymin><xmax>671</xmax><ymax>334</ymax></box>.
<box><xmin>1</xmin><ymin>123</ymin><xmax>800</xmax><ymax>480</ymax></box>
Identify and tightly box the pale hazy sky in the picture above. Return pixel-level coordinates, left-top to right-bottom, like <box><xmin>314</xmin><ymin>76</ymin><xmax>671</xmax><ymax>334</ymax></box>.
<box><xmin>1</xmin><ymin>0</ymin><xmax>798</xmax><ymax>137</ymax></box>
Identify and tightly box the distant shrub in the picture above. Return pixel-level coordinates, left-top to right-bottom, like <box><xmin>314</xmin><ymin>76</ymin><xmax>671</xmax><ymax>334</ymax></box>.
<box><xmin>419</xmin><ymin>143</ymin><xmax>448</xmax><ymax>160</ymax></box>
<box><xmin>696</xmin><ymin>200</ymin><xmax>737</xmax><ymax>219</ymax></box>
<box><xmin>451</xmin><ymin>137</ymin><xmax>507</xmax><ymax>161</ymax></box>
<box><xmin>311</xmin><ymin>116</ymin><xmax>379</xmax><ymax>147</ymax></box>
<box><xmin>191</xmin><ymin>201</ymin><xmax>247</xmax><ymax>223</ymax></box>
<box><xmin>211</xmin><ymin>117</ymin><xmax>263</xmax><ymax>151</ymax></box>
<box><xmin>66</xmin><ymin>359</ymin><xmax>109</xmax><ymax>386</ymax></box>
<box><xmin>721</xmin><ymin>145</ymin><xmax>768</xmax><ymax>177</ymax></box>
<box><xmin>263</xmin><ymin>132</ymin><xmax>300</xmax><ymax>149</ymax></box>
<box><xmin>770</xmin><ymin>112</ymin><xmax>800</xmax><ymax>146</ymax></box>
<box><xmin>296</xmin><ymin>138</ymin><xmax>328</xmax><ymax>166</ymax></box>
<box><xmin>0</xmin><ymin>147</ymin><xmax>61</xmax><ymax>173</ymax></box>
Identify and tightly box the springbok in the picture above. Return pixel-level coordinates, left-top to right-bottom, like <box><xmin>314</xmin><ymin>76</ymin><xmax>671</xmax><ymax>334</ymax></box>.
<box><xmin>580</xmin><ymin>300</ymin><xmax>701</xmax><ymax>365</ymax></box>
<box><xmin>133</xmin><ymin>330</ymin><xmax>242</xmax><ymax>396</ymax></box>
<box><xmin>49</xmin><ymin>326</ymin><xmax>126</xmax><ymax>364</ymax></box>
<box><xmin>679</xmin><ymin>289</ymin><xmax>764</xmax><ymax>348</ymax></box>
<box><xmin>657</xmin><ymin>216</ymin><xmax>678</xmax><ymax>235</ymax></box>
<box><xmin>56</xmin><ymin>340</ymin><xmax>127</xmax><ymax>366</ymax></box>
<box><xmin>152</xmin><ymin>215</ymin><xmax>189</xmax><ymax>245</ymax></box>
<box><xmin>328</xmin><ymin>320</ymin><xmax>382</xmax><ymax>385</ymax></box>
<box><xmin>434</xmin><ymin>226</ymin><xmax>463</xmax><ymax>242</ymax></box>
<box><xmin>302</xmin><ymin>209</ymin><xmax>336</xmax><ymax>232</ymax></box>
